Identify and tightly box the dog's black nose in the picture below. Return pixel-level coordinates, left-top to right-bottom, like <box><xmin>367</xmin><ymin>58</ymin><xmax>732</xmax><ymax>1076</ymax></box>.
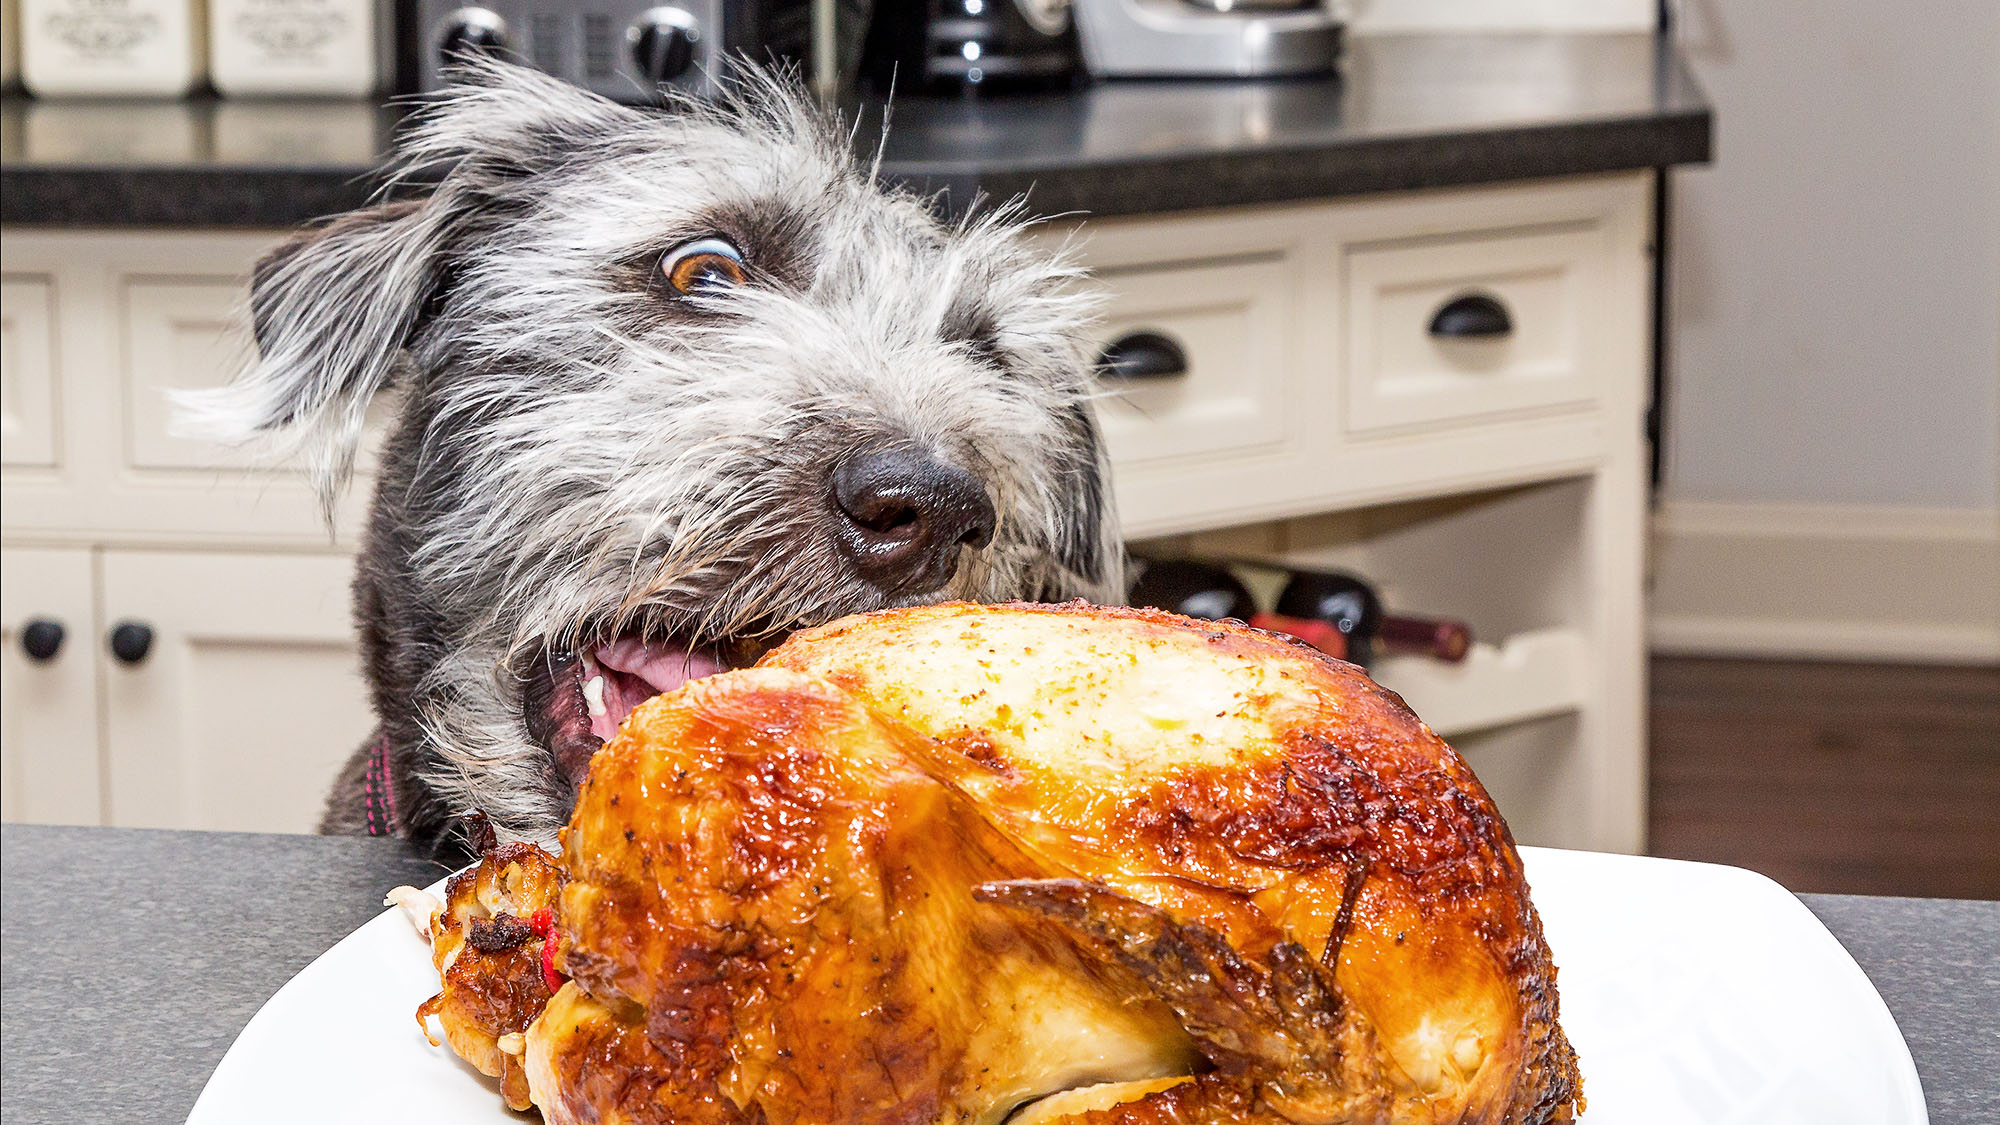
<box><xmin>831</xmin><ymin>444</ymin><xmax>997</xmax><ymax>595</ymax></box>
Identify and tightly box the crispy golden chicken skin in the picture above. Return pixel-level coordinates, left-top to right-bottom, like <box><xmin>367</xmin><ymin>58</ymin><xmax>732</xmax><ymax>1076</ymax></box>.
<box><xmin>761</xmin><ymin>602</ymin><xmax>1580</xmax><ymax>1124</ymax></box>
<box><xmin>535</xmin><ymin>664</ymin><xmax>1218</xmax><ymax>1125</ymax></box>
<box><xmin>415</xmin><ymin>602</ymin><xmax>1581</xmax><ymax>1124</ymax></box>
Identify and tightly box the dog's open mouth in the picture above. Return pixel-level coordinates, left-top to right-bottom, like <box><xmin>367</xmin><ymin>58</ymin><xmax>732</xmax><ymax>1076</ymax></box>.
<box><xmin>583</xmin><ymin>637</ymin><xmax>734</xmax><ymax>742</ymax></box>
<box><xmin>522</xmin><ymin>631</ymin><xmax>781</xmax><ymax>791</ymax></box>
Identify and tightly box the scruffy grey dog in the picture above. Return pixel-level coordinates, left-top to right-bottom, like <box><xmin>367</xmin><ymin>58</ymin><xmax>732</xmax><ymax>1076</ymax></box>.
<box><xmin>183</xmin><ymin>62</ymin><xmax>1119</xmax><ymax>860</ymax></box>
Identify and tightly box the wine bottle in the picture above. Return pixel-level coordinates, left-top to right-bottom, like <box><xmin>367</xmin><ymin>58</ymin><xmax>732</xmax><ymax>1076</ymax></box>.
<box><xmin>1126</xmin><ymin>558</ymin><xmax>1255</xmax><ymax>623</ymax></box>
<box><xmin>1377</xmin><ymin>614</ymin><xmax>1473</xmax><ymax>663</ymax></box>
<box><xmin>1275</xmin><ymin>569</ymin><xmax>1472</xmax><ymax>667</ymax></box>
<box><xmin>1127</xmin><ymin>558</ymin><xmax>1352</xmax><ymax>661</ymax></box>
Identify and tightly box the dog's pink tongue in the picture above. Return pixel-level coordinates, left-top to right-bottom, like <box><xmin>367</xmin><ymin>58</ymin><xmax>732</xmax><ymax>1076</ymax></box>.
<box><xmin>590</xmin><ymin>638</ymin><xmax>726</xmax><ymax>741</ymax></box>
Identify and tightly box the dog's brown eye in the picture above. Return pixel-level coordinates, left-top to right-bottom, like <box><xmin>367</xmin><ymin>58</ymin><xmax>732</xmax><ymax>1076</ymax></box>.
<box><xmin>661</xmin><ymin>237</ymin><xmax>748</xmax><ymax>297</ymax></box>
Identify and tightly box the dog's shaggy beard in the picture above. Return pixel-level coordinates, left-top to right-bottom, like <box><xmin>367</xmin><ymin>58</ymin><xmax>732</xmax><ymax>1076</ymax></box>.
<box><xmin>179</xmin><ymin>60</ymin><xmax>1120</xmax><ymax>849</ymax></box>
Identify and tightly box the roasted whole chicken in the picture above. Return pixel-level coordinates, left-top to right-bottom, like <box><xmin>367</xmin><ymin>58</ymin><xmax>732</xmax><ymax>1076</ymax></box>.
<box><xmin>398</xmin><ymin>602</ymin><xmax>1582</xmax><ymax>1123</ymax></box>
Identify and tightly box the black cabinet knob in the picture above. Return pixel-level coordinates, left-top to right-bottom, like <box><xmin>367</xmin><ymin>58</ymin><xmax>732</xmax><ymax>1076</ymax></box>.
<box><xmin>1428</xmin><ymin>292</ymin><xmax>1513</xmax><ymax>339</ymax></box>
<box><xmin>1097</xmin><ymin>331</ymin><xmax>1189</xmax><ymax>380</ymax></box>
<box><xmin>21</xmin><ymin>619</ymin><xmax>65</xmax><ymax>662</ymax></box>
<box><xmin>109</xmin><ymin>622</ymin><xmax>155</xmax><ymax>665</ymax></box>
<box><xmin>629</xmin><ymin>10</ymin><xmax>699</xmax><ymax>82</ymax></box>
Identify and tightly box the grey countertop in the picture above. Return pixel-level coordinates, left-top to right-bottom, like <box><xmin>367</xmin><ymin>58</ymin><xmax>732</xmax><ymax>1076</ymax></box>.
<box><xmin>0</xmin><ymin>33</ymin><xmax>1708</xmax><ymax>227</ymax></box>
<box><xmin>2</xmin><ymin>824</ymin><xmax>1994</xmax><ymax>1124</ymax></box>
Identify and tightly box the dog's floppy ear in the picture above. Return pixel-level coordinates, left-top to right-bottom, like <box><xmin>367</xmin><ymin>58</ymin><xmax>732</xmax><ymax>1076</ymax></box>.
<box><xmin>179</xmin><ymin>61</ymin><xmax>643</xmax><ymax>515</ymax></box>
<box><xmin>178</xmin><ymin>197</ymin><xmax>453</xmax><ymax>513</ymax></box>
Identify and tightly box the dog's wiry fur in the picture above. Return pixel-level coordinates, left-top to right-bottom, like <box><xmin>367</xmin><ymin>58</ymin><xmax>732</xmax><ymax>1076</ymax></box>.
<box><xmin>180</xmin><ymin>63</ymin><xmax>1120</xmax><ymax>858</ymax></box>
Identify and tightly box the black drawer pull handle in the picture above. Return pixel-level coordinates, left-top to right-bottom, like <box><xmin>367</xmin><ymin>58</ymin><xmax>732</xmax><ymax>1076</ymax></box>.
<box><xmin>109</xmin><ymin>622</ymin><xmax>155</xmax><ymax>665</ymax></box>
<box><xmin>1428</xmin><ymin>293</ymin><xmax>1513</xmax><ymax>339</ymax></box>
<box><xmin>21</xmin><ymin>619</ymin><xmax>66</xmax><ymax>662</ymax></box>
<box><xmin>1097</xmin><ymin>331</ymin><xmax>1189</xmax><ymax>380</ymax></box>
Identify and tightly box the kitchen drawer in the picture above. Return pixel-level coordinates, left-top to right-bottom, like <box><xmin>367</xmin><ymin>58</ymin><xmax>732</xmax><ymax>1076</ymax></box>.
<box><xmin>1342</xmin><ymin>223</ymin><xmax>1609</xmax><ymax>437</ymax></box>
<box><xmin>116</xmin><ymin>266</ymin><xmax>396</xmax><ymax>485</ymax></box>
<box><xmin>1089</xmin><ymin>255</ymin><xmax>1293</xmax><ymax>466</ymax></box>
<box><xmin>1</xmin><ymin>275</ymin><xmax>60</xmax><ymax>469</ymax></box>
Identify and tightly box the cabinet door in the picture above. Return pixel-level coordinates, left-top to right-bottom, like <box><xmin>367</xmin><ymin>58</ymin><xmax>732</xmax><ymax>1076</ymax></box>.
<box><xmin>0</xmin><ymin>547</ymin><xmax>103</xmax><ymax>824</ymax></box>
<box><xmin>1</xmin><ymin>274</ymin><xmax>60</xmax><ymax>469</ymax></box>
<box><xmin>2</xmin><ymin>229</ymin><xmax>388</xmax><ymax>547</ymax></box>
<box><xmin>99</xmin><ymin>550</ymin><xmax>371</xmax><ymax>833</ymax></box>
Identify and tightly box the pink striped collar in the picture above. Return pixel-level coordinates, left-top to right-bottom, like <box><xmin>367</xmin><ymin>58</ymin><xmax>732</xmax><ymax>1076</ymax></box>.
<box><xmin>361</xmin><ymin>733</ymin><xmax>401</xmax><ymax>837</ymax></box>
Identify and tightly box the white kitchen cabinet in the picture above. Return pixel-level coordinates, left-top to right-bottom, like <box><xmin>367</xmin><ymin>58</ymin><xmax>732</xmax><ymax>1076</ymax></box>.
<box><xmin>1078</xmin><ymin>174</ymin><xmax>1651</xmax><ymax>851</ymax></box>
<box><xmin>0</xmin><ymin>545</ymin><xmax>369</xmax><ymax>832</ymax></box>
<box><xmin>0</xmin><ymin>229</ymin><xmax>375</xmax><ymax>549</ymax></box>
<box><xmin>1070</xmin><ymin>175</ymin><xmax>1648</xmax><ymax>538</ymax></box>
<box><xmin>1</xmin><ymin>170</ymin><xmax>1654</xmax><ymax>849</ymax></box>
<box><xmin>0</xmin><ymin>547</ymin><xmax>101</xmax><ymax>824</ymax></box>
<box><xmin>98</xmin><ymin>550</ymin><xmax>368</xmax><ymax>833</ymax></box>
<box><xmin>3</xmin><ymin>232</ymin><xmax>377</xmax><ymax>833</ymax></box>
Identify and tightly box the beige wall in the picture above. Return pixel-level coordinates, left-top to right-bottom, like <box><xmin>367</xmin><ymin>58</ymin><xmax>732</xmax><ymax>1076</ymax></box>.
<box><xmin>1665</xmin><ymin>0</ymin><xmax>2000</xmax><ymax>509</ymax></box>
<box><xmin>1652</xmin><ymin>0</ymin><xmax>2000</xmax><ymax>662</ymax></box>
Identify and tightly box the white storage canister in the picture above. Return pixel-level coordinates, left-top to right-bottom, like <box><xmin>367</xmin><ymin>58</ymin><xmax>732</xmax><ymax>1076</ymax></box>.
<box><xmin>209</xmin><ymin>0</ymin><xmax>376</xmax><ymax>97</ymax></box>
<box><xmin>3</xmin><ymin>0</ymin><xmax>21</xmax><ymax>87</ymax></box>
<box><xmin>20</xmin><ymin>0</ymin><xmax>205</xmax><ymax>97</ymax></box>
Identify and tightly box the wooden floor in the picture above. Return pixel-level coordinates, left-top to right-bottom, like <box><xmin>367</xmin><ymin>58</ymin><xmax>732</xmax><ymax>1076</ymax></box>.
<box><xmin>1648</xmin><ymin>656</ymin><xmax>2000</xmax><ymax>900</ymax></box>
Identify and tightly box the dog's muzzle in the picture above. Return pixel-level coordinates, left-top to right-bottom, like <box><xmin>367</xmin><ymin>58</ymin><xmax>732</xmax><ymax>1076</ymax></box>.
<box><xmin>520</xmin><ymin>444</ymin><xmax>1001</xmax><ymax>796</ymax></box>
<box><xmin>831</xmin><ymin>443</ymin><xmax>997</xmax><ymax>597</ymax></box>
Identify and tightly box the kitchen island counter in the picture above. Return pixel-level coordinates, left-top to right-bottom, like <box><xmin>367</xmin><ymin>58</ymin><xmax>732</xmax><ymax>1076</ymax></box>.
<box><xmin>2</xmin><ymin>824</ymin><xmax>1992</xmax><ymax>1124</ymax></box>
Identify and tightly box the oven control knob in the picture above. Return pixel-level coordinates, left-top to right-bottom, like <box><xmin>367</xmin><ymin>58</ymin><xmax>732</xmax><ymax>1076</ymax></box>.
<box><xmin>629</xmin><ymin>8</ymin><xmax>700</xmax><ymax>83</ymax></box>
<box><xmin>438</xmin><ymin>7</ymin><xmax>510</xmax><ymax>66</ymax></box>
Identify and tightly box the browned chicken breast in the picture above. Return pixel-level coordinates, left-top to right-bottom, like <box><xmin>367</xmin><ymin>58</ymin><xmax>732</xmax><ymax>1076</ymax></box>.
<box><xmin>410</xmin><ymin>601</ymin><xmax>1581</xmax><ymax>1124</ymax></box>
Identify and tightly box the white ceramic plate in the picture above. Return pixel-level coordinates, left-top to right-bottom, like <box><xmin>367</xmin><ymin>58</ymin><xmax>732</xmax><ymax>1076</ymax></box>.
<box><xmin>188</xmin><ymin>847</ymin><xmax>1927</xmax><ymax>1124</ymax></box>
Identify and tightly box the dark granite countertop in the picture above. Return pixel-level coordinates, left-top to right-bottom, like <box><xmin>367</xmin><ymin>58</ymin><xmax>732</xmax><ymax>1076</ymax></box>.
<box><xmin>3</xmin><ymin>824</ymin><xmax>1994</xmax><ymax>1124</ymax></box>
<box><xmin>0</xmin><ymin>32</ymin><xmax>1708</xmax><ymax>228</ymax></box>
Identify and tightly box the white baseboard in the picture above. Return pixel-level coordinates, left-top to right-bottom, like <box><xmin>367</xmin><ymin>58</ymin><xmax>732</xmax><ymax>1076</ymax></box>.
<box><xmin>1648</xmin><ymin>502</ymin><xmax>2000</xmax><ymax>664</ymax></box>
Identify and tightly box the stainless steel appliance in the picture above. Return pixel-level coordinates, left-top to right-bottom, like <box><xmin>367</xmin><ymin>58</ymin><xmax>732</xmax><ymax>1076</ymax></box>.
<box><xmin>859</xmin><ymin>0</ymin><xmax>1082</xmax><ymax>95</ymax></box>
<box><xmin>1070</xmin><ymin>0</ymin><xmax>1339</xmax><ymax>79</ymax></box>
<box><xmin>414</xmin><ymin>1</ymin><xmax>761</xmax><ymax>101</ymax></box>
